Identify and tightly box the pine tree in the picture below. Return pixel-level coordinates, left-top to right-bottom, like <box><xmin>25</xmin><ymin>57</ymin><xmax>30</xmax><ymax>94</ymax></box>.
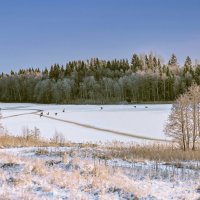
<box><xmin>42</xmin><ymin>68</ymin><xmax>49</xmax><ymax>77</ymax></box>
<box><xmin>168</xmin><ymin>54</ymin><xmax>178</xmax><ymax>66</ymax></box>
<box><xmin>153</xmin><ymin>57</ymin><xmax>157</xmax><ymax>69</ymax></box>
<box><xmin>131</xmin><ymin>54</ymin><xmax>142</xmax><ymax>72</ymax></box>
<box><xmin>168</xmin><ymin>54</ymin><xmax>179</xmax><ymax>74</ymax></box>
<box><xmin>183</xmin><ymin>56</ymin><xmax>192</xmax><ymax>74</ymax></box>
<box><xmin>148</xmin><ymin>54</ymin><xmax>154</xmax><ymax>70</ymax></box>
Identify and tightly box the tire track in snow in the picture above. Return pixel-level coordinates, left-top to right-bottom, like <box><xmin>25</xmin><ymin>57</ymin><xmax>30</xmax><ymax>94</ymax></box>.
<box><xmin>34</xmin><ymin>113</ymin><xmax>170</xmax><ymax>142</ymax></box>
<box><xmin>1</xmin><ymin>109</ymin><xmax>42</xmax><ymax>119</ymax></box>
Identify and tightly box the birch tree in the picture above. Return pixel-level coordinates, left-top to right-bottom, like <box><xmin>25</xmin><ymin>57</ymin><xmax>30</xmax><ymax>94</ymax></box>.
<box><xmin>165</xmin><ymin>84</ymin><xmax>200</xmax><ymax>150</ymax></box>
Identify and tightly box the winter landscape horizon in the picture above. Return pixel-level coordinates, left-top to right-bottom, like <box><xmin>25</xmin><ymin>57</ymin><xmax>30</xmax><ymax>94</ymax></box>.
<box><xmin>1</xmin><ymin>0</ymin><xmax>200</xmax><ymax>199</ymax></box>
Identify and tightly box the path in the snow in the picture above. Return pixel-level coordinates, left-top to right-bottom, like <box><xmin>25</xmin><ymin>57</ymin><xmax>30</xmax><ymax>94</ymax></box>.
<box><xmin>2</xmin><ymin>109</ymin><xmax>42</xmax><ymax>119</ymax></box>
<box><xmin>1</xmin><ymin>106</ymin><xmax>170</xmax><ymax>142</ymax></box>
<box><xmin>34</xmin><ymin>113</ymin><xmax>170</xmax><ymax>142</ymax></box>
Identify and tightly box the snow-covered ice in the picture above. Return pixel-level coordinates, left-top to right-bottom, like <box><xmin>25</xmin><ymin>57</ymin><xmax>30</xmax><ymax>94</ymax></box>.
<box><xmin>0</xmin><ymin>103</ymin><xmax>171</xmax><ymax>143</ymax></box>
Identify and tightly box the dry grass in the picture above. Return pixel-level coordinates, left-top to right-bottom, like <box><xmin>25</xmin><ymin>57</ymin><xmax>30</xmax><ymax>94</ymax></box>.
<box><xmin>31</xmin><ymin>160</ymin><xmax>47</xmax><ymax>176</ymax></box>
<box><xmin>101</xmin><ymin>142</ymin><xmax>200</xmax><ymax>162</ymax></box>
<box><xmin>0</xmin><ymin>134</ymin><xmax>50</xmax><ymax>148</ymax></box>
<box><xmin>0</xmin><ymin>133</ymin><xmax>79</xmax><ymax>148</ymax></box>
<box><xmin>0</xmin><ymin>132</ymin><xmax>101</xmax><ymax>149</ymax></box>
<box><xmin>2</xmin><ymin>131</ymin><xmax>200</xmax><ymax>163</ymax></box>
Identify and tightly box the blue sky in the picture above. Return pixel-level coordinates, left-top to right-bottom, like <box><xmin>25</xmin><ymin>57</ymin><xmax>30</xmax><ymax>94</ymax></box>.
<box><xmin>0</xmin><ymin>0</ymin><xmax>200</xmax><ymax>72</ymax></box>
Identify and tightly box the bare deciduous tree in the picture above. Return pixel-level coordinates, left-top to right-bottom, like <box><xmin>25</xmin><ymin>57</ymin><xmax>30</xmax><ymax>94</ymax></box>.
<box><xmin>165</xmin><ymin>84</ymin><xmax>200</xmax><ymax>151</ymax></box>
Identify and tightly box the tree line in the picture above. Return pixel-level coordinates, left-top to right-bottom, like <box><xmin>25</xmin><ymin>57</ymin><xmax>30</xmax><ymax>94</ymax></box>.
<box><xmin>0</xmin><ymin>53</ymin><xmax>200</xmax><ymax>104</ymax></box>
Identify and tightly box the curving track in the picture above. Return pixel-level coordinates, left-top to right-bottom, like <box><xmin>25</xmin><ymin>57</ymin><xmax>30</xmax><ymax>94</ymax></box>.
<box><xmin>1</xmin><ymin>106</ymin><xmax>170</xmax><ymax>142</ymax></box>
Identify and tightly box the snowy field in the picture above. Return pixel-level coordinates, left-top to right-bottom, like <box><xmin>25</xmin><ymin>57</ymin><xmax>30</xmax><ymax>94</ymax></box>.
<box><xmin>0</xmin><ymin>103</ymin><xmax>171</xmax><ymax>143</ymax></box>
<box><xmin>0</xmin><ymin>146</ymin><xmax>199</xmax><ymax>199</ymax></box>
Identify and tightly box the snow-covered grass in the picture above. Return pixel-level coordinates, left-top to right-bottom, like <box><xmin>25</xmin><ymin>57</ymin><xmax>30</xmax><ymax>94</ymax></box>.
<box><xmin>0</xmin><ymin>103</ymin><xmax>171</xmax><ymax>143</ymax></box>
<box><xmin>0</xmin><ymin>146</ymin><xmax>200</xmax><ymax>200</ymax></box>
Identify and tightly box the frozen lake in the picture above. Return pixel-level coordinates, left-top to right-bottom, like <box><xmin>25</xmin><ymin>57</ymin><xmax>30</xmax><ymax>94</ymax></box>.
<box><xmin>0</xmin><ymin>103</ymin><xmax>172</xmax><ymax>143</ymax></box>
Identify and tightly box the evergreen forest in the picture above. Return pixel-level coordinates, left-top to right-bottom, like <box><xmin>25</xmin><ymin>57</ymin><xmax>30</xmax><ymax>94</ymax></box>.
<box><xmin>0</xmin><ymin>53</ymin><xmax>200</xmax><ymax>104</ymax></box>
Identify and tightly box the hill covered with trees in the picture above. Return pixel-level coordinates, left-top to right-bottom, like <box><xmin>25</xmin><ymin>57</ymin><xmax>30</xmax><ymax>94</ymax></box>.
<box><xmin>0</xmin><ymin>53</ymin><xmax>200</xmax><ymax>104</ymax></box>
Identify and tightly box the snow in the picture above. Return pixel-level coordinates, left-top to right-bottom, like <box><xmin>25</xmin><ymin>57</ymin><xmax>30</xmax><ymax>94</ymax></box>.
<box><xmin>1</xmin><ymin>103</ymin><xmax>199</xmax><ymax>199</ymax></box>
<box><xmin>0</xmin><ymin>103</ymin><xmax>171</xmax><ymax>143</ymax></box>
<box><xmin>0</xmin><ymin>146</ymin><xmax>199</xmax><ymax>199</ymax></box>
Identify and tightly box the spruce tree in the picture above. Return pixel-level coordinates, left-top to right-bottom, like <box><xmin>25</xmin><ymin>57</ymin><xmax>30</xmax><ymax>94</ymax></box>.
<box><xmin>168</xmin><ymin>54</ymin><xmax>178</xmax><ymax>66</ymax></box>
<box><xmin>131</xmin><ymin>54</ymin><xmax>142</xmax><ymax>72</ymax></box>
<box><xmin>184</xmin><ymin>56</ymin><xmax>192</xmax><ymax>73</ymax></box>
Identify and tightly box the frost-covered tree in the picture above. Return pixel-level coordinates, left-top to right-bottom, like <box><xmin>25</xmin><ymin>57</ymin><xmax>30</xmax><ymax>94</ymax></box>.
<box><xmin>187</xmin><ymin>84</ymin><xmax>200</xmax><ymax>150</ymax></box>
<box><xmin>165</xmin><ymin>84</ymin><xmax>200</xmax><ymax>150</ymax></box>
<box><xmin>165</xmin><ymin>94</ymin><xmax>189</xmax><ymax>150</ymax></box>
